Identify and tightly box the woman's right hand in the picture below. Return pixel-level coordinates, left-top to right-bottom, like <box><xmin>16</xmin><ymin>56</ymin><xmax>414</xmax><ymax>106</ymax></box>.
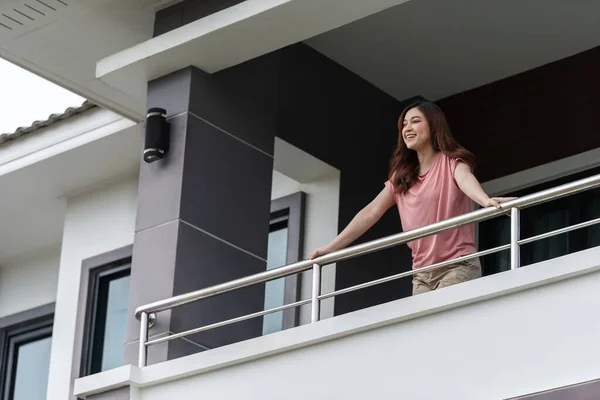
<box><xmin>307</xmin><ymin>188</ymin><xmax>394</xmax><ymax>261</ymax></box>
<box><xmin>308</xmin><ymin>245</ymin><xmax>334</xmax><ymax>260</ymax></box>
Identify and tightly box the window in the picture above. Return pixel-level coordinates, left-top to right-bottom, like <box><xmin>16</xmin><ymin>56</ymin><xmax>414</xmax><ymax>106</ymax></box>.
<box><xmin>263</xmin><ymin>192</ymin><xmax>306</xmax><ymax>335</ymax></box>
<box><xmin>87</xmin><ymin>265</ymin><xmax>130</xmax><ymax>374</ymax></box>
<box><xmin>479</xmin><ymin>166</ymin><xmax>600</xmax><ymax>275</ymax></box>
<box><xmin>74</xmin><ymin>246</ymin><xmax>132</xmax><ymax>379</ymax></box>
<box><xmin>0</xmin><ymin>304</ymin><xmax>54</xmax><ymax>400</ymax></box>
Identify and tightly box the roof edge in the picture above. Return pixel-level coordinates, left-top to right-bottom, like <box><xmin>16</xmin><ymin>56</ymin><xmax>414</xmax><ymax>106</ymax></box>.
<box><xmin>0</xmin><ymin>101</ymin><xmax>97</xmax><ymax>145</ymax></box>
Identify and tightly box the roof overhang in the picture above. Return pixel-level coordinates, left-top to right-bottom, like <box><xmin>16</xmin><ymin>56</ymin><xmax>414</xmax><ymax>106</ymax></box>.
<box><xmin>0</xmin><ymin>107</ymin><xmax>141</xmax><ymax>263</ymax></box>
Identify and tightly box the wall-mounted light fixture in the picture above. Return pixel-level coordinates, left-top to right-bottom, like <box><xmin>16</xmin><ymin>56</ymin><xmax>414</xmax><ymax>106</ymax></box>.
<box><xmin>143</xmin><ymin>108</ymin><xmax>170</xmax><ymax>163</ymax></box>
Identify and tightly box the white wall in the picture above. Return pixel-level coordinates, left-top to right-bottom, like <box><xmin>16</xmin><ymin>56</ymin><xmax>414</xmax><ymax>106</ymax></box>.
<box><xmin>271</xmin><ymin>170</ymin><xmax>340</xmax><ymax>323</ymax></box>
<box><xmin>272</xmin><ymin>138</ymin><xmax>341</xmax><ymax>323</ymax></box>
<box><xmin>47</xmin><ymin>177</ymin><xmax>138</xmax><ymax>400</ymax></box>
<box><xmin>0</xmin><ymin>245</ymin><xmax>61</xmax><ymax>318</ymax></box>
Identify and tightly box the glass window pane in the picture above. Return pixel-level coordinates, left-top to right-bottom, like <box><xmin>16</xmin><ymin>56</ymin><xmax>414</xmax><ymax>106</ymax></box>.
<box><xmin>263</xmin><ymin>227</ymin><xmax>288</xmax><ymax>335</ymax></box>
<box><xmin>267</xmin><ymin>227</ymin><xmax>289</xmax><ymax>270</ymax></box>
<box><xmin>525</xmin><ymin>204</ymin><xmax>570</xmax><ymax>264</ymax></box>
<box><xmin>479</xmin><ymin>216</ymin><xmax>510</xmax><ymax>275</ymax></box>
<box><xmin>12</xmin><ymin>336</ymin><xmax>52</xmax><ymax>400</ymax></box>
<box><xmin>587</xmin><ymin>190</ymin><xmax>600</xmax><ymax>247</ymax></box>
<box><xmin>100</xmin><ymin>274</ymin><xmax>130</xmax><ymax>371</ymax></box>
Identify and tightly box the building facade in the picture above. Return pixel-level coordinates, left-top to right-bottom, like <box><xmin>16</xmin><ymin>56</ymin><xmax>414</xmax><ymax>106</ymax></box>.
<box><xmin>0</xmin><ymin>0</ymin><xmax>599</xmax><ymax>399</ymax></box>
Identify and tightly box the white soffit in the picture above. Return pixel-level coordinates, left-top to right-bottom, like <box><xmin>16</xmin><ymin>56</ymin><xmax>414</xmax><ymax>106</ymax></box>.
<box><xmin>0</xmin><ymin>0</ymin><xmax>156</xmax><ymax>121</ymax></box>
<box><xmin>0</xmin><ymin>0</ymin><xmax>82</xmax><ymax>43</ymax></box>
<box><xmin>95</xmin><ymin>0</ymin><xmax>413</xmax><ymax>90</ymax></box>
<box><xmin>274</xmin><ymin>137</ymin><xmax>338</xmax><ymax>183</ymax></box>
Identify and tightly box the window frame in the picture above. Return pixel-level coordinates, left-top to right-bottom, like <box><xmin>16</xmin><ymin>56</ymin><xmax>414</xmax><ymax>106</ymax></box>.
<box><xmin>0</xmin><ymin>303</ymin><xmax>54</xmax><ymax>400</ymax></box>
<box><xmin>71</xmin><ymin>245</ymin><xmax>132</xmax><ymax>385</ymax></box>
<box><xmin>270</xmin><ymin>192</ymin><xmax>306</xmax><ymax>330</ymax></box>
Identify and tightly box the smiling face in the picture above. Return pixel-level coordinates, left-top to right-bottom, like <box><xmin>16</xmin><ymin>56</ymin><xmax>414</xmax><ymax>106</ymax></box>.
<box><xmin>401</xmin><ymin>107</ymin><xmax>432</xmax><ymax>151</ymax></box>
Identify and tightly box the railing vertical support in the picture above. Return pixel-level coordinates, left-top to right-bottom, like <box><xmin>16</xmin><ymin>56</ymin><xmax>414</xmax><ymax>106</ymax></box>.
<box><xmin>139</xmin><ymin>312</ymin><xmax>149</xmax><ymax>367</ymax></box>
<box><xmin>510</xmin><ymin>207</ymin><xmax>520</xmax><ymax>270</ymax></box>
<box><xmin>311</xmin><ymin>264</ymin><xmax>321</xmax><ymax>323</ymax></box>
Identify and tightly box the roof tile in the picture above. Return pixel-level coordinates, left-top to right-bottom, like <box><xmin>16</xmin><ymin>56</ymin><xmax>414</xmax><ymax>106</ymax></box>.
<box><xmin>0</xmin><ymin>100</ymin><xmax>96</xmax><ymax>145</ymax></box>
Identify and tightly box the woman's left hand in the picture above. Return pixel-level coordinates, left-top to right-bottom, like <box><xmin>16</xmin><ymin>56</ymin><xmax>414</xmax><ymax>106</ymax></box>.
<box><xmin>483</xmin><ymin>197</ymin><xmax>517</xmax><ymax>209</ymax></box>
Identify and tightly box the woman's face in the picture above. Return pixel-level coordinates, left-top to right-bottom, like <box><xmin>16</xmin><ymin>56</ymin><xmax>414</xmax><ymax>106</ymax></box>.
<box><xmin>402</xmin><ymin>107</ymin><xmax>431</xmax><ymax>151</ymax></box>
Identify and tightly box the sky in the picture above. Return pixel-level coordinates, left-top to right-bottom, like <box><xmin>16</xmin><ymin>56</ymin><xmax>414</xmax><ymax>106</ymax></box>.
<box><xmin>0</xmin><ymin>58</ymin><xmax>85</xmax><ymax>134</ymax></box>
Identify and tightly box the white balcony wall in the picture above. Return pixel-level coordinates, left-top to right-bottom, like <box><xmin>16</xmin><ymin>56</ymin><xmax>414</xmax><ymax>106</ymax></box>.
<box><xmin>75</xmin><ymin>246</ymin><xmax>600</xmax><ymax>400</ymax></box>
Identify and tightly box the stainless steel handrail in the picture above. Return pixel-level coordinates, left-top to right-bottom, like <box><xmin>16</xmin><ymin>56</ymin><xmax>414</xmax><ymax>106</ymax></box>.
<box><xmin>318</xmin><ymin>244</ymin><xmax>511</xmax><ymax>301</ymax></box>
<box><xmin>135</xmin><ymin>173</ymin><xmax>600</xmax><ymax>367</ymax></box>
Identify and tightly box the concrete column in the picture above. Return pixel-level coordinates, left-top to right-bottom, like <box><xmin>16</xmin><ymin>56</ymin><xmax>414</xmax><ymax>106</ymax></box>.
<box><xmin>124</xmin><ymin>57</ymin><xmax>280</xmax><ymax>364</ymax></box>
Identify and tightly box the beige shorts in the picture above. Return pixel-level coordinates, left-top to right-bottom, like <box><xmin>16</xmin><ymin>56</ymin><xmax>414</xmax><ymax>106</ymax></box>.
<box><xmin>412</xmin><ymin>258</ymin><xmax>482</xmax><ymax>296</ymax></box>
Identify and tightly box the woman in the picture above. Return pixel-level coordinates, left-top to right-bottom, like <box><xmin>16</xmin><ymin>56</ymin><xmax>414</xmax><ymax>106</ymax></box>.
<box><xmin>308</xmin><ymin>100</ymin><xmax>514</xmax><ymax>295</ymax></box>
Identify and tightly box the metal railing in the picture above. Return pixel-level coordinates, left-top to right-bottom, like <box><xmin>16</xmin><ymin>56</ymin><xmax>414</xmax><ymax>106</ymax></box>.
<box><xmin>134</xmin><ymin>173</ymin><xmax>600</xmax><ymax>367</ymax></box>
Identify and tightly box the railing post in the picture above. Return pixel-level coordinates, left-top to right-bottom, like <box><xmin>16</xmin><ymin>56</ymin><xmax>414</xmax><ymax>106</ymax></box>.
<box><xmin>311</xmin><ymin>264</ymin><xmax>321</xmax><ymax>323</ymax></box>
<box><xmin>510</xmin><ymin>207</ymin><xmax>520</xmax><ymax>270</ymax></box>
<box><xmin>139</xmin><ymin>312</ymin><xmax>149</xmax><ymax>367</ymax></box>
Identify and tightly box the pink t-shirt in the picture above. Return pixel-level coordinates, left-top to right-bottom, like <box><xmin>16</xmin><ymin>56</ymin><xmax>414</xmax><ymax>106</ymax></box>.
<box><xmin>385</xmin><ymin>153</ymin><xmax>476</xmax><ymax>269</ymax></box>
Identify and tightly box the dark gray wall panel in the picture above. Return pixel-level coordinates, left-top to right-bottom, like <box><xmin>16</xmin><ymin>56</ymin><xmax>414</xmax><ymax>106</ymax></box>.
<box><xmin>135</xmin><ymin>113</ymin><xmax>187</xmax><ymax>233</ymax></box>
<box><xmin>274</xmin><ymin>44</ymin><xmax>413</xmax><ymax>314</ymax></box>
<box><xmin>146</xmin><ymin>68</ymin><xmax>192</xmax><ymax>118</ymax></box>
<box><xmin>154</xmin><ymin>0</ymin><xmax>246</xmax><ymax>36</ymax></box>
<box><xmin>164</xmin><ymin>335</ymin><xmax>208</xmax><ymax>361</ymax></box>
<box><xmin>153</xmin><ymin>1</ymin><xmax>183</xmax><ymax>36</ymax></box>
<box><xmin>187</xmin><ymin>57</ymin><xmax>281</xmax><ymax>155</ymax></box>
<box><xmin>438</xmin><ymin>45</ymin><xmax>600</xmax><ymax>182</ymax></box>
<box><xmin>179</xmin><ymin>114</ymin><xmax>273</xmax><ymax>259</ymax></box>
<box><xmin>181</xmin><ymin>0</ymin><xmax>245</xmax><ymax>27</ymax></box>
<box><xmin>171</xmin><ymin>221</ymin><xmax>266</xmax><ymax>351</ymax></box>
<box><xmin>126</xmin><ymin>221</ymin><xmax>179</xmax><ymax>343</ymax></box>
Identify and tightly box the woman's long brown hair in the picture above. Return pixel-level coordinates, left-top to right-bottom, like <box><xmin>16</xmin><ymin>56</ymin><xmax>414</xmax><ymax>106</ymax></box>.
<box><xmin>388</xmin><ymin>100</ymin><xmax>475</xmax><ymax>194</ymax></box>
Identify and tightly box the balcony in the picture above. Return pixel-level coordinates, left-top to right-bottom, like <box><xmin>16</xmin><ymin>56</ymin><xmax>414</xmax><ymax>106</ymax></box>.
<box><xmin>74</xmin><ymin>174</ymin><xmax>600</xmax><ymax>399</ymax></box>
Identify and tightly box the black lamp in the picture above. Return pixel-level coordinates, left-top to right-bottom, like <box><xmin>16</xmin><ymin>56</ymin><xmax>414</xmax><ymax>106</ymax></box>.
<box><xmin>143</xmin><ymin>108</ymin><xmax>170</xmax><ymax>163</ymax></box>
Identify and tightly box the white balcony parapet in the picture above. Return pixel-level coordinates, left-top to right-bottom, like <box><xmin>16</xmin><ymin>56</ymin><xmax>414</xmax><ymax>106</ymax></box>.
<box><xmin>74</xmin><ymin>246</ymin><xmax>600</xmax><ymax>399</ymax></box>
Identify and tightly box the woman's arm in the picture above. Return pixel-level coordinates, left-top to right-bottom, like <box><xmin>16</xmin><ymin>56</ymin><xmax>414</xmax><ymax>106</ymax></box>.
<box><xmin>454</xmin><ymin>162</ymin><xmax>515</xmax><ymax>208</ymax></box>
<box><xmin>308</xmin><ymin>187</ymin><xmax>395</xmax><ymax>259</ymax></box>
